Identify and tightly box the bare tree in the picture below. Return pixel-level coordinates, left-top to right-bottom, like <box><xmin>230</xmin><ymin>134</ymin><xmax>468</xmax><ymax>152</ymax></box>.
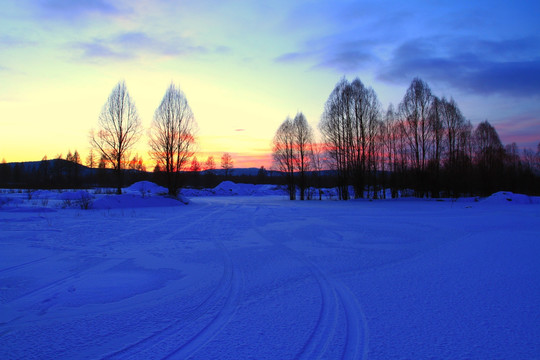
<box><xmin>399</xmin><ymin>77</ymin><xmax>433</xmax><ymax>196</ymax></box>
<box><xmin>273</xmin><ymin>117</ymin><xmax>296</xmax><ymax>200</ymax></box>
<box><xmin>221</xmin><ymin>152</ymin><xmax>234</xmax><ymax>178</ymax></box>
<box><xmin>428</xmin><ymin>96</ymin><xmax>443</xmax><ymax>197</ymax></box>
<box><xmin>439</xmin><ymin>97</ymin><xmax>471</xmax><ymax>196</ymax></box>
<box><xmin>86</xmin><ymin>149</ymin><xmax>96</xmax><ymax>168</ymax></box>
<box><xmin>320</xmin><ymin>79</ymin><xmax>352</xmax><ymax>200</ymax></box>
<box><xmin>190</xmin><ymin>157</ymin><xmax>201</xmax><ymax>172</ymax></box>
<box><xmin>474</xmin><ymin>120</ymin><xmax>504</xmax><ymax>195</ymax></box>
<box><xmin>293</xmin><ymin>112</ymin><xmax>313</xmax><ymax>200</ymax></box>
<box><xmin>128</xmin><ymin>154</ymin><xmax>145</xmax><ymax>171</ymax></box>
<box><xmin>71</xmin><ymin>150</ymin><xmax>81</xmax><ymax>166</ymax></box>
<box><xmin>149</xmin><ymin>83</ymin><xmax>197</xmax><ymax>196</ymax></box>
<box><xmin>98</xmin><ymin>155</ymin><xmax>108</xmax><ymax>169</ymax></box>
<box><xmin>474</xmin><ymin>120</ymin><xmax>503</xmax><ymax>166</ymax></box>
<box><xmin>90</xmin><ymin>81</ymin><xmax>142</xmax><ymax>194</ymax></box>
<box><xmin>319</xmin><ymin>78</ymin><xmax>381</xmax><ymax>199</ymax></box>
<box><xmin>310</xmin><ymin>142</ymin><xmax>326</xmax><ymax>200</ymax></box>
<box><xmin>204</xmin><ymin>156</ymin><xmax>216</xmax><ymax>173</ymax></box>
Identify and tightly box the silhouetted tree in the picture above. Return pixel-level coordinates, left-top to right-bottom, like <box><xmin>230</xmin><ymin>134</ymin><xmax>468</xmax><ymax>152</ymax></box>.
<box><xmin>204</xmin><ymin>156</ymin><xmax>215</xmax><ymax>172</ymax></box>
<box><xmin>319</xmin><ymin>78</ymin><xmax>381</xmax><ymax>199</ymax></box>
<box><xmin>189</xmin><ymin>156</ymin><xmax>201</xmax><ymax>185</ymax></box>
<box><xmin>319</xmin><ymin>79</ymin><xmax>352</xmax><ymax>200</ymax></box>
<box><xmin>149</xmin><ymin>83</ymin><xmax>197</xmax><ymax>196</ymax></box>
<box><xmin>382</xmin><ymin>104</ymin><xmax>401</xmax><ymax>198</ymax></box>
<box><xmin>292</xmin><ymin>112</ymin><xmax>313</xmax><ymax>200</ymax></box>
<box><xmin>203</xmin><ymin>156</ymin><xmax>216</xmax><ymax>187</ymax></box>
<box><xmin>257</xmin><ymin>166</ymin><xmax>267</xmax><ymax>184</ymax></box>
<box><xmin>190</xmin><ymin>157</ymin><xmax>201</xmax><ymax>172</ymax></box>
<box><xmin>128</xmin><ymin>154</ymin><xmax>145</xmax><ymax>171</ymax></box>
<box><xmin>474</xmin><ymin>120</ymin><xmax>504</xmax><ymax>195</ymax></box>
<box><xmin>72</xmin><ymin>150</ymin><xmax>81</xmax><ymax>165</ymax></box>
<box><xmin>98</xmin><ymin>155</ymin><xmax>108</xmax><ymax>169</ymax></box>
<box><xmin>273</xmin><ymin>116</ymin><xmax>296</xmax><ymax>199</ymax></box>
<box><xmin>0</xmin><ymin>158</ymin><xmax>10</xmax><ymax>185</ymax></box>
<box><xmin>310</xmin><ymin>142</ymin><xmax>326</xmax><ymax>200</ymax></box>
<box><xmin>91</xmin><ymin>81</ymin><xmax>142</xmax><ymax>194</ymax></box>
<box><xmin>221</xmin><ymin>152</ymin><xmax>234</xmax><ymax>178</ymax></box>
<box><xmin>425</xmin><ymin>96</ymin><xmax>444</xmax><ymax>197</ymax></box>
<box><xmin>399</xmin><ymin>77</ymin><xmax>433</xmax><ymax>196</ymax></box>
<box><xmin>86</xmin><ymin>149</ymin><xmax>96</xmax><ymax>168</ymax></box>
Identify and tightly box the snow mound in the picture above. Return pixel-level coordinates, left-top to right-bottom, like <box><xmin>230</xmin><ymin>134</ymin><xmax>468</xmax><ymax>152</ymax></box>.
<box><xmin>482</xmin><ymin>191</ymin><xmax>540</xmax><ymax>205</ymax></box>
<box><xmin>125</xmin><ymin>181</ymin><xmax>167</xmax><ymax>195</ymax></box>
<box><xmin>213</xmin><ymin>181</ymin><xmax>284</xmax><ymax>196</ymax></box>
<box><xmin>32</xmin><ymin>190</ymin><xmax>56</xmax><ymax>199</ymax></box>
<box><xmin>58</xmin><ymin>190</ymin><xmax>94</xmax><ymax>201</ymax></box>
<box><xmin>92</xmin><ymin>194</ymin><xmax>184</xmax><ymax>209</ymax></box>
<box><xmin>181</xmin><ymin>181</ymin><xmax>285</xmax><ymax>197</ymax></box>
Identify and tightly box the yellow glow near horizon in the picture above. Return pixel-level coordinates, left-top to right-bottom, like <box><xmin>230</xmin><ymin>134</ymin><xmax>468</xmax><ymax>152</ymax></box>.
<box><xmin>0</xmin><ymin>67</ymin><xmax>308</xmax><ymax>169</ymax></box>
<box><xmin>0</xmin><ymin>46</ymin><xmax>333</xmax><ymax>169</ymax></box>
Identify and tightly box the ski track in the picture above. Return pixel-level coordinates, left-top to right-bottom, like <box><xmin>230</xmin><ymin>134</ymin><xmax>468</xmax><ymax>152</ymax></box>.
<box><xmin>7</xmin><ymin>257</ymin><xmax>125</xmax><ymax>304</ymax></box>
<box><xmin>102</xmin><ymin>204</ymin><xmax>244</xmax><ymax>360</ymax></box>
<box><xmin>163</xmin><ymin>241</ymin><xmax>242</xmax><ymax>360</ymax></box>
<box><xmin>253</xmin><ymin>205</ymin><xmax>368</xmax><ymax>360</ymax></box>
<box><xmin>0</xmin><ymin>256</ymin><xmax>51</xmax><ymax>274</ymax></box>
<box><xmin>1</xmin><ymin>203</ymin><xmax>224</xmax><ymax>333</ymax></box>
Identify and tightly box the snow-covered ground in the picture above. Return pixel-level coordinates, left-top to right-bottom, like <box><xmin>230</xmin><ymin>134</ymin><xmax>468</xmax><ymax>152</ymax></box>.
<box><xmin>1</xmin><ymin>184</ymin><xmax>539</xmax><ymax>359</ymax></box>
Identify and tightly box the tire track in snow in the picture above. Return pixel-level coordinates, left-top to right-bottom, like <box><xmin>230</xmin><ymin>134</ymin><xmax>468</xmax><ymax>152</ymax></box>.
<box><xmin>294</xmin><ymin>259</ymin><xmax>340</xmax><ymax>360</ymax></box>
<box><xmin>334</xmin><ymin>281</ymin><xmax>369</xmax><ymax>360</ymax></box>
<box><xmin>7</xmin><ymin>257</ymin><xmax>126</xmax><ymax>303</ymax></box>
<box><xmin>102</xmin><ymin>245</ymin><xmax>235</xmax><ymax>360</ymax></box>
<box><xmin>99</xmin><ymin>202</ymin><xmax>215</xmax><ymax>246</ymax></box>
<box><xmin>102</xmin><ymin>204</ymin><xmax>244</xmax><ymax>360</ymax></box>
<box><xmin>163</xmin><ymin>204</ymin><xmax>245</xmax><ymax>359</ymax></box>
<box><xmin>253</xmin><ymin>205</ymin><xmax>368</xmax><ymax>360</ymax></box>
<box><xmin>163</xmin><ymin>241</ymin><xmax>242</xmax><ymax>360</ymax></box>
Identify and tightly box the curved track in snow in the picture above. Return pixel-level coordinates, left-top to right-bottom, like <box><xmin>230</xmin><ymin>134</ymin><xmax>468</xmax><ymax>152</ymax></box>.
<box><xmin>101</xmin><ymin>204</ymin><xmax>244</xmax><ymax>360</ymax></box>
<box><xmin>252</xmin><ymin>205</ymin><xmax>368</xmax><ymax>360</ymax></box>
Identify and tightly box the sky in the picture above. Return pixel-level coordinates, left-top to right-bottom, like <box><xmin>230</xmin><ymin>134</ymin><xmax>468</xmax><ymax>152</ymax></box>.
<box><xmin>1</xmin><ymin>0</ymin><xmax>539</xmax><ymax>169</ymax></box>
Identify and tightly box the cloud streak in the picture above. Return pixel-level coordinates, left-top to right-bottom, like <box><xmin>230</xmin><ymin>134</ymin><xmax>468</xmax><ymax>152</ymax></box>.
<box><xmin>71</xmin><ymin>31</ymin><xmax>228</xmax><ymax>62</ymax></box>
<box><xmin>38</xmin><ymin>0</ymin><xmax>120</xmax><ymax>18</ymax></box>
<box><xmin>495</xmin><ymin>115</ymin><xmax>540</xmax><ymax>147</ymax></box>
<box><xmin>275</xmin><ymin>38</ymin><xmax>379</xmax><ymax>73</ymax></box>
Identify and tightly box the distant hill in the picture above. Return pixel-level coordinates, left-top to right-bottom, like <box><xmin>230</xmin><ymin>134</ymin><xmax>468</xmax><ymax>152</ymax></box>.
<box><xmin>3</xmin><ymin>160</ymin><xmax>336</xmax><ymax>176</ymax></box>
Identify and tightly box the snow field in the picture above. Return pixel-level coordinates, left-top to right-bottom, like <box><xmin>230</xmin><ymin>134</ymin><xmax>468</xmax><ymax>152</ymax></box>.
<box><xmin>0</xmin><ymin>185</ymin><xmax>539</xmax><ymax>359</ymax></box>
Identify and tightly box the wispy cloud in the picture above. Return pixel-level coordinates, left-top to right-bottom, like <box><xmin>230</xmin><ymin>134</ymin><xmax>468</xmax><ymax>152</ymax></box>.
<box><xmin>0</xmin><ymin>35</ymin><xmax>36</xmax><ymax>48</ymax></box>
<box><xmin>71</xmin><ymin>31</ymin><xmax>228</xmax><ymax>62</ymax></box>
<box><xmin>275</xmin><ymin>38</ymin><xmax>379</xmax><ymax>73</ymax></box>
<box><xmin>38</xmin><ymin>0</ymin><xmax>120</xmax><ymax>18</ymax></box>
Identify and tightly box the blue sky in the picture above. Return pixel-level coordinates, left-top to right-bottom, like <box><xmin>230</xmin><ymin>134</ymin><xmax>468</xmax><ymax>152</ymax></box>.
<box><xmin>1</xmin><ymin>0</ymin><xmax>539</xmax><ymax>166</ymax></box>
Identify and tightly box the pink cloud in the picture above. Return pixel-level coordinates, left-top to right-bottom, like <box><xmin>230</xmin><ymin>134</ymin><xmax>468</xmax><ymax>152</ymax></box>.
<box><xmin>494</xmin><ymin>115</ymin><xmax>540</xmax><ymax>149</ymax></box>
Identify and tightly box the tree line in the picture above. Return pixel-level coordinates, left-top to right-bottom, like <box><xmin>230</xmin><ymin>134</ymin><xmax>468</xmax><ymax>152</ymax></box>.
<box><xmin>1</xmin><ymin>78</ymin><xmax>539</xmax><ymax>198</ymax></box>
<box><xmin>273</xmin><ymin>77</ymin><xmax>540</xmax><ymax>200</ymax></box>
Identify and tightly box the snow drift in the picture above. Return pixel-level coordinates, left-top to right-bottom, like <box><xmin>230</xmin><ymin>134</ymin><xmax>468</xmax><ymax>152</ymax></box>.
<box><xmin>181</xmin><ymin>181</ymin><xmax>285</xmax><ymax>197</ymax></box>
